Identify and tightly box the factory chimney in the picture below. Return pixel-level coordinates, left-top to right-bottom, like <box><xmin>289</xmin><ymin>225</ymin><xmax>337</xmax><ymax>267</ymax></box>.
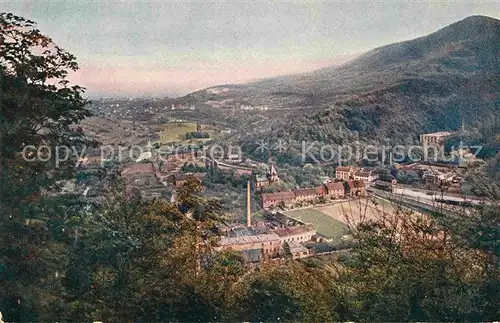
<box><xmin>246</xmin><ymin>180</ymin><xmax>252</xmax><ymax>227</ymax></box>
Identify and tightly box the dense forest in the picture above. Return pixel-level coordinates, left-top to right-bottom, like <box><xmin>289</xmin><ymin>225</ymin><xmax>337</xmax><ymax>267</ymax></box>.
<box><xmin>1</xmin><ymin>13</ymin><xmax>499</xmax><ymax>322</ymax></box>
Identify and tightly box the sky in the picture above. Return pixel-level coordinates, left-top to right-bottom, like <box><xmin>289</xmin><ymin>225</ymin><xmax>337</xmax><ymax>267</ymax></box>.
<box><xmin>2</xmin><ymin>1</ymin><xmax>499</xmax><ymax>98</ymax></box>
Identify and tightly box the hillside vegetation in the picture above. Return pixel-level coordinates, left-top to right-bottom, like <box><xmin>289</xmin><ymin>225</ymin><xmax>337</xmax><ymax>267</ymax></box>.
<box><xmin>179</xmin><ymin>16</ymin><xmax>499</xmax><ymax>162</ymax></box>
<box><xmin>1</xmin><ymin>12</ymin><xmax>500</xmax><ymax>322</ymax></box>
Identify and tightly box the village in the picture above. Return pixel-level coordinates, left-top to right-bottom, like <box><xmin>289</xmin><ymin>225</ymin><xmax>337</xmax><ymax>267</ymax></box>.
<box><xmin>3</xmin><ymin>8</ymin><xmax>499</xmax><ymax>322</ymax></box>
<box><xmin>74</xmin><ymin>124</ymin><xmax>487</xmax><ymax>264</ymax></box>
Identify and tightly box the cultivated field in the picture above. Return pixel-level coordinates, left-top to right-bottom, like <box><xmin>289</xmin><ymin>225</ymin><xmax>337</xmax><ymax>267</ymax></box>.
<box><xmin>316</xmin><ymin>197</ymin><xmax>400</xmax><ymax>225</ymax></box>
<box><xmin>154</xmin><ymin>122</ymin><xmax>198</xmax><ymax>142</ymax></box>
<box><xmin>284</xmin><ymin>208</ymin><xmax>348</xmax><ymax>242</ymax></box>
<box><xmin>152</xmin><ymin>122</ymin><xmax>216</xmax><ymax>144</ymax></box>
<box><xmin>284</xmin><ymin>197</ymin><xmax>407</xmax><ymax>243</ymax></box>
<box><xmin>81</xmin><ymin>117</ymin><xmax>157</xmax><ymax>147</ymax></box>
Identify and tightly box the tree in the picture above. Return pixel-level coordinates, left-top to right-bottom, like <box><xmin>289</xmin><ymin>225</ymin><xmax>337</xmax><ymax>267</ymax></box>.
<box><xmin>1</xmin><ymin>11</ymin><xmax>499</xmax><ymax>323</ymax></box>
<box><xmin>396</xmin><ymin>170</ymin><xmax>421</xmax><ymax>185</ymax></box>
<box><xmin>0</xmin><ymin>13</ymin><xmax>96</xmax><ymax>321</ymax></box>
<box><xmin>224</xmin><ymin>262</ymin><xmax>335</xmax><ymax>322</ymax></box>
<box><xmin>340</xmin><ymin>188</ymin><xmax>500</xmax><ymax>321</ymax></box>
<box><xmin>55</xmin><ymin>173</ymin><xmax>231</xmax><ymax>322</ymax></box>
<box><xmin>0</xmin><ymin>12</ymin><xmax>98</xmax><ymax>209</ymax></box>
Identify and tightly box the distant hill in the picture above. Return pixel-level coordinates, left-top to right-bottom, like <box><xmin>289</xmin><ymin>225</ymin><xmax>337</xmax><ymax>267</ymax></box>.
<box><xmin>177</xmin><ymin>16</ymin><xmax>500</xmax><ymax>162</ymax></box>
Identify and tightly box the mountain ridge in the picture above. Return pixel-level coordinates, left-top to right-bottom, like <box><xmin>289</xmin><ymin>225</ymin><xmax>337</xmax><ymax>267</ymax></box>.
<box><xmin>186</xmin><ymin>15</ymin><xmax>499</xmax><ymax>99</ymax></box>
<box><xmin>175</xmin><ymin>15</ymin><xmax>499</xmax><ymax>162</ymax></box>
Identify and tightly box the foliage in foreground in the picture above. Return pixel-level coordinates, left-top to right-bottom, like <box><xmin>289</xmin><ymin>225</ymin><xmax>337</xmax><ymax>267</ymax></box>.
<box><xmin>0</xmin><ymin>12</ymin><xmax>499</xmax><ymax>322</ymax></box>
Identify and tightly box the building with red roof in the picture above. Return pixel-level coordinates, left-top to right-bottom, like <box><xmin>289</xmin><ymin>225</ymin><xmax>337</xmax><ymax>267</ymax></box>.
<box><xmin>261</xmin><ymin>182</ymin><xmax>345</xmax><ymax>209</ymax></box>
<box><xmin>325</xmin><ymin>182</ymin><xmax>345</xmax><ymax>198</ymax></box>
<box><xmin>335</xmin><ymin>166</ymin><xmax>357</xmax><ymax>180</ymax></box>
<box><xmin>261</xmin><ymin>191</ymin><xmax>296</xmax><ymax>209</ymax></box>
<box><xmin>121</xmin><ymin>162</ymin><xmax>155</xmax><ymax>177</ymax></box>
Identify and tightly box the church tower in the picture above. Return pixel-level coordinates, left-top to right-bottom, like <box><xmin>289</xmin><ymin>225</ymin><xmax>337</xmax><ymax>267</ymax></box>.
<box><xmin>267</xmin><ymin>163</ymin><xmax>279</xmax><ymax>182</ymax></box>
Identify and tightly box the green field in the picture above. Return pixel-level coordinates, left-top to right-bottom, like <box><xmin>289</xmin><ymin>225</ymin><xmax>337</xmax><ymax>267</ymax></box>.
<box><xmin>152</xmin><ymin>122</ymin><xmax>215</xmax><ymax>144</ymax></box>
<box><xmin>284</xmin><ymin>208</ymin><xmax>348</xmax><ymax>242</ymax></box>
<box><xmin>155</xmin><ymin>122</ymin><xmax>197</xmax><ymax>142</ymax></box>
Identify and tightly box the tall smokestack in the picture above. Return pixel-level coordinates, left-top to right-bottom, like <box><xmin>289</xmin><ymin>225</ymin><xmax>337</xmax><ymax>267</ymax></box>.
<box><xmin>246</xmin><ymin>180</ymin><xmax>251</xmax><ymax>227</ymax></box>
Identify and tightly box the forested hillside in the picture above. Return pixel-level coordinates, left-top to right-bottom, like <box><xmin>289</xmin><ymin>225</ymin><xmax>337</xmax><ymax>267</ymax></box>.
<box><xmin>1</xmin><ymin>13</ymin><xmax>499</xmax><ymax>322</ymax></box>
<box><xmin>180</xmin><ymin>16</ymin><xmax>499</xmax><ymax>161</ymax></box>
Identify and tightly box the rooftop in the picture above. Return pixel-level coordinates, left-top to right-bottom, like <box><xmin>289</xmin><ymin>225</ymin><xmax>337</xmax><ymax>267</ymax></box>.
<box><xmin>220</xmin><ymin>232</ymin><xmax>280</xmax><ymax>246</ymax></box>
<box><xmin>274</xmin><ymin>224</ymin><xmax>315</xmax><ymax>237</ymax></box>
<box><xmin>374</xmin><ymin>180</ymin><xmax>392</xmax><ymax>187</ymax></box>
<box><xmin>325</xmin><ymin>182</ymin><xmax>344</xmax><ymax>191</ymax></box>
<box><xmin>336</xmin><ymin>166</ymin><xmax>354</xmax><ymax>172</ymax></box>
<box><xmin>227</xmin><ymin>226</ymin><xmax>264</xmax><ymax>238</ymax></box>
<box><xmin>121</xmin><ymin>163</ymin><xmax>155</xmax><ymax>176</ymax></box>
<box><xmin>314</xmin><ymin>186</ymin><xmax>327</xmax><ymax>195</ymax></box>
<box><xmin>422</xmin><ymin>131</ymin><xmax>455</xmax><ymax>137</ymax></box>
<box><xmin>309</xmin><ymin>242</ymin><xmax>336</xmax><ymax>254</ymax></box>
<box><xmin>287</xmin><ymin>241</ymin><xmax>309</xmax><ymax>253</ymax></box>
<box><xmin>354</xmin><ymin>171</ymin><xmax>371</xmax><ymax>177</ymax></box>
<box><xmin>262</xmin><ymin>191</ymin><xmax>296</xmax><ymax>201</ymax></box>
<box><xmin>162</xmin><ymin>147</ymin><xmax>202</xmax><ymax>156</ymax></box>
<box><xmin>293</xmin><ymin>187</ymin><xmax>321</xmax><ymax>197</ymax></box>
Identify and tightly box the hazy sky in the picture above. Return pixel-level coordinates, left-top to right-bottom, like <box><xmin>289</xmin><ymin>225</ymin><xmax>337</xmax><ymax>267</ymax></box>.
<box><xmin>2</xmin><ymin>1</ymin><xmax>499</xmax><ymax>98</ymax></box>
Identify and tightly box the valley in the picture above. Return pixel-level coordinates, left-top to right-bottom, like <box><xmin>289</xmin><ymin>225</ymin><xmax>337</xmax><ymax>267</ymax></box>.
<box><xmin>2</xmin><ymin>7</ymin><xmax>499</xmax><ymax>322</ymax></box>
<box><xmin>78</xmin><ymin>16</ymin><xmax>499</xmax><ymax>247</ymax></box>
